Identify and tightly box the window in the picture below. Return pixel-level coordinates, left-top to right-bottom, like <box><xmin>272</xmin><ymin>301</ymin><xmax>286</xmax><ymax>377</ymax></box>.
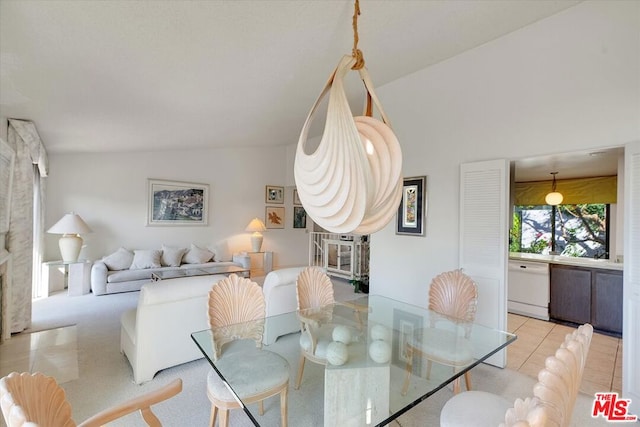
<box><xmin>510</xmin><ymin>204</ymin><xmax>609</xmax><ymax>258</ymax></box>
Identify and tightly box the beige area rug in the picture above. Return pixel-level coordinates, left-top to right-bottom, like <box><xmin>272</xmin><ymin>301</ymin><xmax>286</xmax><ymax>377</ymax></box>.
<box><xmin>21</xmin><ymin>282</ymin><xmax>608</xmax><ymax>426</ymax></box>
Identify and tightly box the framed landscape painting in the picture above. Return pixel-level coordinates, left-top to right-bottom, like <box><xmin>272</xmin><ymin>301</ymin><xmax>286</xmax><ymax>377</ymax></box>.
<box><xmin>396</xmin><ymin>176</ymin><xmax>427</xmax><ymax>236</ymax></box>
<box><xmin>147</xmin><ymin>179</ymin><xmax>208</xmax><ymax>226</ymax></box>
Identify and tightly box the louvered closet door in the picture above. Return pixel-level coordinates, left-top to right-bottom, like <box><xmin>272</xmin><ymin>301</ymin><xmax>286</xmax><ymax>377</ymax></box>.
<box><xmin>460</xmin><ymin>159</ymin><xmax>509</xmax><ymax>368</ymax></box>
<box><xmin>624</xmin><ymin>141</ymin><xmax>640</xmax><ymax>415</ymax></box>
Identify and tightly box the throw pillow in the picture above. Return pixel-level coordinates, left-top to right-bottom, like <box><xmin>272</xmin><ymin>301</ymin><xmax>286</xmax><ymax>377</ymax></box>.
<box><xmin>161</xmin><ymin>245</ymin><xmax>187</xmax><ymax>267</ymax></box>
<box><xmin>102</xmin><ymin>247</ymin><xmax>134</xmax><ymax>271</ymax></box>
<box><xmin>183</xmin><ymin>244</ymin><xmax>214</xmax><ymax>264</ymax></box>
<box><xmin>130</xmin><ymin>249</ymin><xmax>162</xmax><ymax>269</ymax></box>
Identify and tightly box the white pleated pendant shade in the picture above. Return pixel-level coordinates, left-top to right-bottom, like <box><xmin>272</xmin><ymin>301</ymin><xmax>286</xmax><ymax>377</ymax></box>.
<box><xmin>295</xmin><ymin>55</ymin><xmax>402</xmax><ymax>234</ymax></box>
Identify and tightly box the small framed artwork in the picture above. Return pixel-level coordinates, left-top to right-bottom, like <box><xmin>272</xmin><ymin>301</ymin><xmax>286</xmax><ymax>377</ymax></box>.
<box><xmin>265</xmin><ymin>206</ymin><xmax>285</xmax><ymax>229</ymax></box>
<box><xmin>265</xmin><ymin>185</ymin><xmax>284</xmax><ymax>204</ymax></box>
<box><xmin>396</xmin><ymin>176</ymin><xmax>427</xmax><ymax>236</ymax></box>
<box><xmin>147</xmin><ymin>179</ymin><xmax>208</xmax><ymax>226</ymax></box>
<box><xmin>392</xmin><ymin>308</ymin><xmax>423</xmax><ymax>375</ymax></box>
<box><xmin>293</xmin><ymin>206</ymin><xmax>306</xmax><ymax>229</ymax></box>
<box><xmin>293</xmin><ymin>188</ymin><xmax>302</xmax><ymax>206</ymax></box>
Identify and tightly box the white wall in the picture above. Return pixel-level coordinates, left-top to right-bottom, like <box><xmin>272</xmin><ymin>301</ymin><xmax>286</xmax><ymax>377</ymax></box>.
<box><xmin>369</xmin><ymin>1</ymin><xmax>640</xmax><ymax>302</ymax></box>
<box><xmin>45</xmin><ymin>146</ymin><xmax>309</xmax><ymax>268</ymax></box>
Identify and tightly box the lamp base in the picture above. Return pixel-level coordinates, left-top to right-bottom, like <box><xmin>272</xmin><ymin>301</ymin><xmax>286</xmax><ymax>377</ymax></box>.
<box><xmin>250</xmin><ymin>234</ymin><xmax>263</xmax><ymax>253</ymax></box>
<box><xmin>59</xmin><ymin>234</ymin><xmax>83</xmax><ymax>262</ymax></box>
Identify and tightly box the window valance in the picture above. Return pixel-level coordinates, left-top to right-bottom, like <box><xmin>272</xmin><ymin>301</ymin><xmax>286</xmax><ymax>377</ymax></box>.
<box><xmin>514</xmin><ymin>176</ymin><xmax>617</xmax><ymax>205</ymax></box>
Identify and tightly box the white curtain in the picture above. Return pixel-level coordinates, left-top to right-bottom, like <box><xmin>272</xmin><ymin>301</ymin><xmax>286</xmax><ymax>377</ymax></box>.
<box><xmin>6</xmin><ymin>119</ymin><xmax>48</xmax><ymax>333</ymax></box>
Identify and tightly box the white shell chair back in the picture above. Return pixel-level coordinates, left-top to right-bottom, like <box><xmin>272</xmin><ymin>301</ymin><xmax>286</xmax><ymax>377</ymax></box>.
<box><xmin>428</xmin><ymin>269</ymin><xmax>478</xmax><ymax>323</ymax></box>
<box><xmin>296</xmin><ymin>266</ymin><xmax>335</xmax><ymax>310</ymax></box>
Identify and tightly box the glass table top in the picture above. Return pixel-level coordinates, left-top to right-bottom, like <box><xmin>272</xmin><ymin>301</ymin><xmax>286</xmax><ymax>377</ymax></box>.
<box><xmin>191</xmin><ymin>294</ymin><xmax>516</xmax><ymax>426</ymax></box>
<box><xmin>150</xmin><ymin>265</ymin><xmax>249</xmax><ymax>281</ymax></box>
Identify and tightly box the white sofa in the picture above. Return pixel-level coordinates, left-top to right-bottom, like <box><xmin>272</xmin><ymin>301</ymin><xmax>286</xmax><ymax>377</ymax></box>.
<box><xmin>120</xmin><ymin>274</ymin><xmax>227</xmax><ymax>384</ymax></box>
<box><xmin>261</xmin><ymin>266</ymin><xmax>360</xmax><ymax>345</ymax></box>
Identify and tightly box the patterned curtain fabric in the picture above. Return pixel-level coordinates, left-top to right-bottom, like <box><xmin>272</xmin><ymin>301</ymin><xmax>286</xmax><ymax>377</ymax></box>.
<box><xmin>6</xmin><ymin>119</ymin><xmax>47</xmax><ymax>333</ymax></box>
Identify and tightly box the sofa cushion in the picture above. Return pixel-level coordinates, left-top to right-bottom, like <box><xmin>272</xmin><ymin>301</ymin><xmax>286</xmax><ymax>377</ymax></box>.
<box><xmin>183</xmin><ymin>244</ymin><xmax>214</xmax><ymax>264</ymax></box>
<box><xmin>102</xmin><ymin>247</ymin><xmax>134</xmax><ymax>271</ymax></box>
<box><xmin>130</xmin><ymin>249</ymin><xmax>162</xmax><ymax>269</ymax></box>
<box><xmin>161</xmin><ymin>245</ymin><xmax>187</xmax><ymax>267</ymax></box>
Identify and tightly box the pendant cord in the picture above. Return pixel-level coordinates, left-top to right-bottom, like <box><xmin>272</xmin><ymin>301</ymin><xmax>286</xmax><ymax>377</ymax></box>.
<box><xmin>351</xmin><ymin>0</ymin><xmax>365</xmax><ymax>70</ymax></box>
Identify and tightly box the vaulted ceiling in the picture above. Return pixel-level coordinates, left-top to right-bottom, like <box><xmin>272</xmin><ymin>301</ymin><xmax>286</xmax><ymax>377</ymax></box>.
<box><xmin>1</xmin><ymin>0</ymin><xmax>582</xmax><ymax>157</ymax></box>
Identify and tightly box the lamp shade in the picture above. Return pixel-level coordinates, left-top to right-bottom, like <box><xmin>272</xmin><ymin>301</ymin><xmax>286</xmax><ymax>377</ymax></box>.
<box><xmin>245</xmin><ymin>218</ymin><xmax>266</xmax><ymax>252</ymax></box>
<box><xmin>245</xmin><ymin>218</ymin><xmax>266</xmax><ymax>233</ymax></box>
<box><xmin>47</xmin><ymin>213</ymin><xmax>92</xmax><ymax>262</ymax></box>
<box><xmin>47</xmin><ymin>212</ymin><xmax>92</xmax><ymax>235</ymax></box>
<box><xmin>545</xmin><ymin>192</ymin><xmax>564</xmax><ymax>206</ymax></box>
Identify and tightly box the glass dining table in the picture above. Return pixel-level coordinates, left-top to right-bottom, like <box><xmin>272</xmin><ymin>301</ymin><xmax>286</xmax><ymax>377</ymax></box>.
<box><xmin>191</xmin><ymin>294</ymin><xmax>516</xmax><ymax>427</ymax></box>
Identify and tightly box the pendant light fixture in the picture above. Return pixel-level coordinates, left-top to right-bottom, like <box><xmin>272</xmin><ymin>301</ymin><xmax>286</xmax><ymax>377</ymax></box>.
<box><xmin>294</xmin><ymin>0</ymin><xmax>403</xmax><ymax>234</ymax></box>
<box><xmin>545</xmin><ymin>172</ymin><xmax>563</xmax><ymax>206</ymax></box>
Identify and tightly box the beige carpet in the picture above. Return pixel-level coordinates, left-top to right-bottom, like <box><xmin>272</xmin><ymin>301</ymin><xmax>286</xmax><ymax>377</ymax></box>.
<box><xmin>23</xmin><ymin>281</ymin><xmax>607</xmax><ymax>426</ymax></box>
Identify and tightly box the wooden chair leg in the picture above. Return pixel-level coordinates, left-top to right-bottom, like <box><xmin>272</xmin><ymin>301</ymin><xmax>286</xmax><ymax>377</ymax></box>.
<box><xmin>209</xmin><ymin>404</ymin><xmax>217</xmax><ymax>427</ymax></box>
<box><xmin>295</xmin><ymin>353</ymin><xmax>306</xmax><ymax>390</ymax></box>
<box><xmin>258</xmin><ymin>400</ymin><xmax>264</xmax><ymax>416</ymax></box>
<box><xmin>281</xmin><ymin>386</ymin><xmax>288</xmax><ymax>427</ymax></box>
<box><xmin>426</xmin><ymin>359</ymin><xmax>433</xmax><ymax>380</ymax></box>
<box><xmin>219</xmin><ymin>408</ymin><xmax>229</xmax><ymax>427</ymax></box>
<box><xmin>453</xmin><ymin>377</ymin><xmax>461</xmax><ymax>394</ymax></box>
<box><xmin>464</xmin><ymin>371</ymin><xmax>472</xmax><ymax>391</ymax></box>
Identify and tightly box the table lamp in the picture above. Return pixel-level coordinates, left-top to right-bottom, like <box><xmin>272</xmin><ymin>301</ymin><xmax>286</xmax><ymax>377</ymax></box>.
<box><xmin>245</xmin><ymin>218</ymin><xmax>266</xmax><ymax>252</ymax></box>
<box><xmin>47</xmin><ymin>212</ymin><xmax>92</xmax><ymax>262</ymax></box>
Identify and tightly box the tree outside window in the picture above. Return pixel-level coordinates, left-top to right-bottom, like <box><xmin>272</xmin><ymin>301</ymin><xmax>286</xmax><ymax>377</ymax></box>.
<box><xmin>510</xmin><ymin>204</ymin><xmax>609</xmax><ymax>259</ymax></box>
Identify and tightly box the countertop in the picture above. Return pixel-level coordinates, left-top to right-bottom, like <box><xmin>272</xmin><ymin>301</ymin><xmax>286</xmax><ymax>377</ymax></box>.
<box><xmin>509</xmin><ymin>252</ymin><xmax>624</xmax><ymax>271</ymax></box>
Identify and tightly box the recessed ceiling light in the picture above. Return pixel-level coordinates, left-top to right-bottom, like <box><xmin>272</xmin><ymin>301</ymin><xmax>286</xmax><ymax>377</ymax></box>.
<box><xmin>589</xmin><ymin>151</ymin><xmax>606</xmax><ymax>156</ymax></box>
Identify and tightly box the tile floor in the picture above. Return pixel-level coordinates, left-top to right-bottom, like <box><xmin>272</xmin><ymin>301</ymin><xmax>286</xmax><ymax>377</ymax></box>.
<box><xmin>0</xmin><ymin>312</ymin><xmax>622</xmax><ymax>397</ymax></box>
<box><xmin>0</xmin><ymin>325</ymin><xmax>79</xmax><ymax>384</ymax></box>
<box><xmin>507</xmin><ymin>313</ymin><xmax>622</xmax><ymax>395</ymax></box>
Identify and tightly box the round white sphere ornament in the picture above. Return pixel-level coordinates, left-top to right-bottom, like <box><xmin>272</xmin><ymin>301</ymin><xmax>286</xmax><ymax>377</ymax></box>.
<box><xmin>332</xmin><ymin>325</ymin><xmax>352</xmax><ymax>345</ymax></box>
<box><xmin>368</xmin><ymin>340</ymin><xmax>391</xmax><ymax>364</ymax></box>
<box><xmin>370</xmin><ymin>324</ymin><xmax>391</xmax><ymax>342</ymax></box>
<box><xmin>327</xmin><ymin>341</ymin><xmax>349</xmax><ymax>366</ymax></box>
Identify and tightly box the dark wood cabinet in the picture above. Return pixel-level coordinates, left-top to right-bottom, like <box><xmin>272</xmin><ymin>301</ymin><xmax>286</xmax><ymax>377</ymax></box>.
<box><xmin>549</xmin><ymin>264</ymin><xmax>623</xmax><ymax>336</ymax></box>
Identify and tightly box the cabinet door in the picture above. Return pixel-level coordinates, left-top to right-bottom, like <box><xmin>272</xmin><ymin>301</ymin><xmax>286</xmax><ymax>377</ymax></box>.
<box><xmin>550</xmin><ymin>266</ymin><xmax>591</xmax><ymax>324</ymax></box>
<box><xmin>592</xmin><ymin>270</ymin><xmax>623</xmax><ymax>335</ymax></box>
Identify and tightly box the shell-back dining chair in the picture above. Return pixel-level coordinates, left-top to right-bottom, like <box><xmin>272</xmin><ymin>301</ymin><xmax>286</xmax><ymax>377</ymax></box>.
<box><xmin>206</xmin><ymin>273</ymin><xmax>289</xmax><ymax>427</ymax></box>
<box><xmin>0</xmin><ymin>371</ymin><xmax>182</xmax><ymax>427</ymax></box>
<box><xmin>440</xmin><ymin>323</ymin><xmax>593</xmax><ymax>427</ymax></box>
<box><xmin>294</xmin><ymin>266</ymin><xmax>336</xmax><ymax>390</ymax></box>
<box><xmin>401</xmin><ymin>268</ymin><xmax>478</xmax><ymax>396</ymax></box>
<box><xmin>294</xmin><ymin>266</ymin><xmax>368</xmax><ymax>390</ymax></box>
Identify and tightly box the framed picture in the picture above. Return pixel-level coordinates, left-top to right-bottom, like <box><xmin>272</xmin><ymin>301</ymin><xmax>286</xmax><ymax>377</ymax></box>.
<box><xmin>265</xmin><ymin>206</ymin><xmax>285</xmax><ymax>229</ymax></box>
<box><xmin>396</xmin><ymin>176</ymin><xmax>427</xmax><ymax>236</ymax></box>
<box><xmin>293</xmin><ymin>188</ymin><xmax>302</xmax><ymax>206</ymax></box>
<box><xmin>293</xmin><ymin>206</ymin><xmax>306</xmax><ymax>229</ymax></box>
<box><xmin>147</xmin><ymin>179</ymin><xmax>208</xmax><ymax>226</ymax></box>
<box><xmin>392</xmin><ymin>308</ymin><xmax>423</xmax><ymax>375</ymax></box>
<box><xmin>0</xmin><ymin>139</ymin><xmax>15</xmax><ymax>233</ymax></box>
<box><xmin>265</xmin><ymin>185</ymin><xmax>284</xmax><ymax>204</ymax></box>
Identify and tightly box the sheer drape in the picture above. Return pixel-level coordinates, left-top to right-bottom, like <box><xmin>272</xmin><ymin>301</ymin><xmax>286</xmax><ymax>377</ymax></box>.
<box><xmin>6</xmin><ymin>119</ymin><xmax>48</xmax><ymax>333</ymax></box>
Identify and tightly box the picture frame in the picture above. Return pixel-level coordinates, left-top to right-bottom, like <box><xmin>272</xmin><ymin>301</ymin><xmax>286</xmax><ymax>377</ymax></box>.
<box><xmin>147</xmin><ymin>179</ymin><xmax>208</xmax><ymax>226</ymax></box>
<box><xmin>0</xmin><ymin>139</ymin><xmax>15</xmax><ymax>234</ymax></box>
<box><xmin>265</xmin><ymin>185</ymin><xmax>284</xmax><ymax>204</ymax></box>
<box><xmin>293</xmin><ymin>188</ymin><xmax>302</xmax><ymax>206</ymax></box>
<box><xmin>265</xmin><ymin>206</ymin><xmax>285</xmax><ymax>229</ymax></box>
<box><xmin>396</xmin><ymin>176</ymin><xmax>427</xmax><ymax>236</ymax></box>
<box><xmin>293</xmin><ymin>206</ymin><xmax>306</xmax><ymax>229</ymax></box>
<box><xmin>392</xmin><ymin>308</ymin><xmax>423</xmax><ymax>375</ymax></box>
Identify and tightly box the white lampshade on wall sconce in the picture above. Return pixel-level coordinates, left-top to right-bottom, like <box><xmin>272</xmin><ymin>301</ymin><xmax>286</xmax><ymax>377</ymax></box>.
<box><xmin>47</xmin><ymin>212</ymin><xmax>92</xmax><ymax>262</ymax></box>
<box><xmin>545</xmin><ymin>172</ymin><xmax>564</xmax><ymax>206</ymax></box>
<box><xmin>245</xmin><ymin>218</ymin><xmax>266</xmax><ymax>252</ymax></box>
